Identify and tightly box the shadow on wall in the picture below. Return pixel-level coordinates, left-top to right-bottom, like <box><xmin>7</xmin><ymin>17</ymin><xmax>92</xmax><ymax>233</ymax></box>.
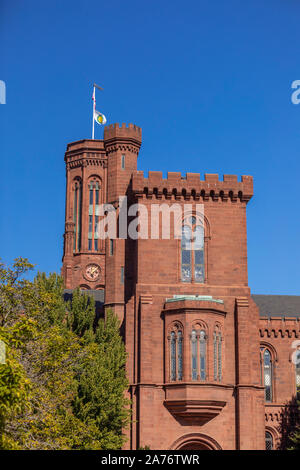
<box><xmin>277</xmin><ymin>396</ymin><xmax>299</xmax><ymax>449</ymax></box>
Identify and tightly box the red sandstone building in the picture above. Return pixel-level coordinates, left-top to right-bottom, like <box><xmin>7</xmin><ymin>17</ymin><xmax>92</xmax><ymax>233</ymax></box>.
<box><xmin>62</xmin><ymin>123</ymin><xmax>300</xmax><ymax>450</ymax></box>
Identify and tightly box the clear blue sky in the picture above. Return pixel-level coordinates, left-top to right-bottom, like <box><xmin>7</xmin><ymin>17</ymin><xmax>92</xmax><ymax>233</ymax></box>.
<box><xmin>1</xmin><ymin>0</ymin><xmax>299</xmax><ymax>294</ymax></box>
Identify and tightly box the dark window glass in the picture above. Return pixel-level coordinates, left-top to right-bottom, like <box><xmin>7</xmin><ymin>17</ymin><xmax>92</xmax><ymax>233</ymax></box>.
<box><xmin>181</xmin><ymin>225</ymin><xmax>192</xmax><ymax>282</ymax></box>
<box><xmin>191</xmin><ymin>330</ymin><xmax>197</xmax><ymax>380</ymax></box>
<box><xmin>218</xmin><ymin>332</ymin><xmax>222</xmax><ymax>381</ymax></box>
<box><xmin>94</xmin><ymin>239</ymin><xmax>98</xmax><ymax>251</ymax></box>
<box><xmin>89</xmin><ymin>215</ymin><xmax>93</xmax><ymax>234</ymax></box>
<box><xmin>170</xmin><ymin>332</ymin><xmax>176</xmax><ymax>381</ymax></box>
<box><xmin>177</xmin><ymin>331</ymin><xmax>183</xmax><ymax>381</ymax></box>
<box><xmin>88</xmin><ymin>239</ymin><xmax>92</xmax><ymax>251</ymax></box>
<box><xmin>213</xmin><ymin>332</ymin><xmax>217</xmax><ymax>381</ymax></box>
<box><xmin>265</xmin><ymin>432</ymin><xmax>273</xmax><ymax>450</ymax></box>
<box><xmin>94</xmin><ymin>215</ymin><xmax>99</xmax><ymax>239</ymax></box>
<box><xmin>110</xmin><ymin>239</ymin><xmax>114</xmax><ymax>256</ymax></box>
<box><xmin>199</xmin><ymin>330</ymin><xmax>206</xmax><ymax>380</ymax></box>
<box><xmin>261</xmin><ymin>348</ymin><xmax>272</xmax><ymax>402</ymax></box>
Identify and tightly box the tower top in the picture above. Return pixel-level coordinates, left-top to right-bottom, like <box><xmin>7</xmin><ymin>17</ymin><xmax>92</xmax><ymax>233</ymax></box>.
<box><xmin>104</xmin><ymin>122</ymin><xmax>142</xmax><ymax>143</ymax></box>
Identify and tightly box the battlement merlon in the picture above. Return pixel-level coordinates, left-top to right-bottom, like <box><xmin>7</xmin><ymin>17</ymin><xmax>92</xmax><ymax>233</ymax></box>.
<box><xmin>103</xmin><ymin>123</ymin><xmax>142</xmax><ymax>151</ymax></box>
<box><xmin>131</xmin><ymin>171</ymin><xmax>253</xmax><ymax>202</ymax></box>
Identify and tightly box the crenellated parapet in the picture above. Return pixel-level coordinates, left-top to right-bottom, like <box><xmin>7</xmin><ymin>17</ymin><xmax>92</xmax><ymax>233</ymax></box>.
<box><xmin>104</xmin><ymin>123</ymin><xmax>142</xmax><ymax>154</ymax></box>
<box><xmin>259</xmin><ymin>316</ymin><xmax>300</xmax><ymax>338</ymax></box>
<box><xmin>131</xmin><ymin>171</ymin><xmax>253</xmax><ymax>202</ymax></box>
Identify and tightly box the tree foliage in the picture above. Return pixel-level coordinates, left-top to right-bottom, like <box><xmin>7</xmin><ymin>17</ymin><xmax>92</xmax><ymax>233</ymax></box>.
<box><xmin>0</xmin><ymin>258</ymin><xmax>129</xmax><ymax>449</ymax></box>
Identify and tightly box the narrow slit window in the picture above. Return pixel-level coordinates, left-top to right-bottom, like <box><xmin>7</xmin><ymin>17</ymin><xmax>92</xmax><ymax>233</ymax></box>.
<box><xmin>181</xmin><ymin>217</ymin><xmax>205</xmax><ymax>283</ymax></box>
<box><xmin>191</xmin><ymin>329</ymin><xmax>197</xmax><ymax>380</ymax></box>
<box><xmin>121</xmin><ymin>154</ymin><xmax>125</xmax><ymax>170</ymax></box>
<box><xmin>261</xmin><ymin>347</ymin><xmax>273</xmax><ymax>402</ymax></box>
<box><xmin>199</xmin><ymin>330</ymin><xmax>206</xmax><ymax>380</ymax></box>
<box><xmin>170</xmin><ymin>332</ymin><xmax>176</xmax><ymax>381</ymax></box>
<box><xmin>88</xmin><ymin>180</ymin><xmax>100</xmax><ymax>251</ymax></box>
<box><xmin>177</xmin><ymin>331</ymin><xmax>183</xmax><ymax>381</ymax></box>
<box><xmin>181</xmin><ymin>225</ymin><xmax>191</xmax><ymax>282</ymax></box>
<box><xmin>73</xmin><ymin>181</ymin><xmax>82</xmax><ymax>252</ymax></box>
<box><xmin>213</xmin><ymin>331</ymin><xmax>217</xmax><ymax>381</ymax></box>
<box><xmin>218</xmin><ymin>332</ymin><xmax>222</xmax><ymax>381</ymax></box>
<box><xmin>265</xmin><ymin>432</ymin><xmax>273</xmax><ymax>450</ymax></box>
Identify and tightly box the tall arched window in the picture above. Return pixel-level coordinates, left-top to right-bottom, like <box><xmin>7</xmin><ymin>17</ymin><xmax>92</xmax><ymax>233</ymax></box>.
<box><xmin>88</xmin><ymin>179</ymin><xmax>100</xmax><ymax>251</ymax></box>
<box><xmin>73</xmin><ymin>180</ymin><xmax>82</xmax><ymax>252</ymax></box>
<box><xmin>191</xmin><ymin>329</ymin><xmax>197</xmax><ymax>380</ymax></box>
<box><xmin>260</xmin><ymin>347</ymin><xmax>273</xmax><ymax>402</ymax></box>
<box><xmin>213</xmin><ymin>330</ymin><xmax>222</xmax><ymax>382</ymax></box>
<box><xmin>169</xmin><ymin>326</ymin><xmax>183</xmax><ymax>382</ymax></box>
<box><xmin>199</xmin><ymin>330</ymin><xmax>206</xmax><ymax>380</ymax></box>
<box><xmin>265</xmin><ymin>431</ymin><xmax>273</xmax><ymax>450</ymax></box>
<box><xmin>191</xmin><ymin>328</ymin><xmax>206</xmax><ymax>381</ymax></box>
<box><xmin>181</xmin><ymin>216</ymin><xmax>204</xmax><ymax>283</ymax></box>
<box><xmin>295</xmin><ymin>350</ymin><xmax>300</xmax><ymax>398</ymax></box>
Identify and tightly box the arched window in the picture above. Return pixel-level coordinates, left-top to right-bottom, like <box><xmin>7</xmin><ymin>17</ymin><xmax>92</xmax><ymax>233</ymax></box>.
<box><xmin>177</xmin><ymin>331</ymin><xmax>183</xmax><ymax>381</ymax></box>
<box><xmin>199</xmin><ymin>330</ymin><xmax>206</xmax><ymax>380</ymax></box>
<box><xmin>73</xmin><ymin>180</ymin><xmax>82</xmax><ymax>252</ymax></box>
<box><xmin>191</xmin><ymin>328</ymin><xmax>207</xmax><ymax>381</ymax></box>
<box><xmin>265</xmin><ymin>431</ymin><xmax>273</xmax><ymax>450</ymax></box>
<box><xmin>88</xmin><ymin>179</ymin><xmax>100</xmax><ymax>251</ymax></box>
<box><xmin>213</xmin><ymin>330</ymin><xmax>222</xmax><ymax>382</ymax></box>
<box><xmin>169</xmin><ymin>327</ymin><xmax>183</xmax><ymax>382</ymax></box>
<box><xmin>181</xmin><ymin>216</ymin><xmax>204</xmax><ymax>283</ymax></box>
<box><xmin>295</xmin><ymin>350</ymin><xmax>300</xmax><ymax>398</ymax></box>
<box><xmin>260</xmin><ymin>347</ymin><xmax>273</xmax><ymax>402</ymax></box>
<box><xmin>191</xmin><ymin>329</ymin><xmax>197</xmax><ymax>380</ymax></box>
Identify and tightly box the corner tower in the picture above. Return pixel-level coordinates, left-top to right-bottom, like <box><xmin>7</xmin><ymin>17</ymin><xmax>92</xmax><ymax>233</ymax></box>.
<box><xmin>61</xmin><ymin>123</ymin><xmax>141</xmax><ymax>296</ymax></box>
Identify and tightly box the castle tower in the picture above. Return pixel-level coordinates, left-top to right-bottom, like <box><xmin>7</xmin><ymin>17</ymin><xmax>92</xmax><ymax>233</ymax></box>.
<box><xmin>62</xmin><ymin>138</ymin><xmax>107</xmax><ymax>290</ymax></box>
<box><xmin>103</xmin><ymin>124</ymin><xmax>142</xmax><ymax>323</ymax></box>
<box><xmin>62</xmin><ymin>124</ymin><xmax>141</xmax><ymax>303</ymax></box>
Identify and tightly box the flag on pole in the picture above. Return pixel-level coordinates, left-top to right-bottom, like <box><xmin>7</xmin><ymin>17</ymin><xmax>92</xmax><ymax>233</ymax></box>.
<box><xmin>92</xmin><ymin>83</ymin><xmax>105</xmax><ymax>139</ymax></box>
<box><xmin>94</xmin><ymin>109</ymin><xmax>107</xmax><ymax>125</ymax></box>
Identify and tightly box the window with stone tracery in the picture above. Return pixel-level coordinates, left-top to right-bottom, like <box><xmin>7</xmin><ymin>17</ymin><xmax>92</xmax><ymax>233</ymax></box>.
<box><xmin>88</xmin><ymin>178</ymin><xmax>101</xmax><ymax>251</ymax></box>
<box><xmin>213</xmin><ymin>328</ymin><xmax>222</xmax><ymax>382</ymax></box>
<box><xmin>260</xmin><ymin>347</ymin><xmax>273</xmax><ymax>402</ymax></box>
<box><xmin>169</xmin><ymin>324</ymin><xmax>183</xmax><ymax>382</ymax></box>
<box><xmin>73</xmin><ymin>179</ymin><xmax>82</xmax><ymax>252</ymax></box>
<box><xmin>191</xmin><ymin>324</ymin><xmax>207</xmax><ymax>381</ymax></box>
<box><xmin>181</xmin><ymin>216</ymin><xmax>205</xmax><ymax>283</ymax></box>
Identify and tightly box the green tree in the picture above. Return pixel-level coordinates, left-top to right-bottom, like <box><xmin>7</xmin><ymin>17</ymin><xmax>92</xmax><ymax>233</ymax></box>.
<box><xmin>74</xmin><ymin>309</ymin><xmax>130</xmax><ymax>449</ymax></box>
<box><xmin>0</xmin><ymin>258</ymin><xmax>130</xmax><ymax>449</ymax></box>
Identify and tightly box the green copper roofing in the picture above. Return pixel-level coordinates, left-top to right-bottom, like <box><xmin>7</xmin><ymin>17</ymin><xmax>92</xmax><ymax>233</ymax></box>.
<box><xmin>165</xmin><ymin>295</ymin><xmax>224</xmax><ymax>304</ymax></box>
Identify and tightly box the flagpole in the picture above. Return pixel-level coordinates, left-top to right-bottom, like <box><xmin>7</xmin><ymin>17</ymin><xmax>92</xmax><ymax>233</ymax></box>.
<box><xmin>91</xmin><ymin>83</ymin><xmax>104</xmax><ymax>139</ymax></box>
<box><xmin>92</xmin><ymin>85</ymin><xmax>95</xmax><ymax>140</ymax></box>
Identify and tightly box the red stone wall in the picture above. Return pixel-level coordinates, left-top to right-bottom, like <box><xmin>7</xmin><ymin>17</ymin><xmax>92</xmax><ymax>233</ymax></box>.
<box><xmin>62</xmin><ymin>123</ymin><xmax>297</xmax><ymax>450</ymax></box>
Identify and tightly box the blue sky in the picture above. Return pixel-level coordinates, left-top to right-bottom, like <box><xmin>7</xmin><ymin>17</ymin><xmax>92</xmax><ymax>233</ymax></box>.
<box><xmin>0</xmin><ymin>0</ymin><xmax>299</xmax><ymax>294</ymax></box>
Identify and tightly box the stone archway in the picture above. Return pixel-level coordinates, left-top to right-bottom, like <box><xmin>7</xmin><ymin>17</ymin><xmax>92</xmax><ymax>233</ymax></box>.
<box><xmin>170</xmin><ymin>433</ymin><xmax>222</xmax><ymax>450</ymax></box>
